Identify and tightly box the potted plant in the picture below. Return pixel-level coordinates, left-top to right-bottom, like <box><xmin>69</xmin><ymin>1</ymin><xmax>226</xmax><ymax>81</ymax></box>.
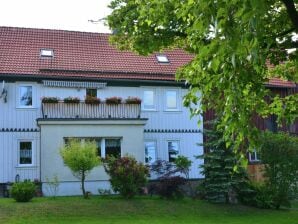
<box><xmin>105</xmin><ymin>96</ymin><xmax>122</xmax><ymax>104</ymax></box>
<box><xmin>63</xmin><ymin>97</ymin><xmax>80</xmax><ymax>104</ymax></box>
<box><xmin>125</xmin><ymin>97</ymin><xmax>142</xmax><ymax>104</ymax></box>
<box><xmin>41</xmin><ymin>96</ymin><xmax>59</xmax><ymax>103</ymax></box>
<box><xmin>85</xmin><ymin>96</ymin><xmax>101</xmax><ymax>104</ymax></box>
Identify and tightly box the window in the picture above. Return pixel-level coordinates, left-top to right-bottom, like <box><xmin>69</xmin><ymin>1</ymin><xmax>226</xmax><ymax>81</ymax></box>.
<box><xmin>19</xmin><ymin>85</ymin><xmax>33</xmax><ymax>107</ymax></box>
<box><xmin>86</xmin><ymin>88</ymin><xmax>97</xmax><ymax>98</ymax></box>
<box><xmin>19</xmin><ymin>141</ymin><xmax>33</xmax><ymax>166</ymax></box>
<box><xmin>64</xmin><ymin>137</ymin><xmax>121</xmax><ymax>159</ymax></box>
<box><xmin>145</xmin><ymin>141</ymin><xmax>157</xmax><ymax>164</ymax></box>
<box><xmin>143</xmin><ymin>90</ymin><xmax>155</xmax><ymax>110</ymax></box>
<box><xmin>167</xmin><ymin>140</ymin><xmax>179</xmax><ymax>162</ymax></box>
<box><xmin>249</xmin><ymin>149</ymin><xmax>260</xmax><ymax>162</ymax></box>
<box><xmin>166</xmin><ymin>90</ymin><xmax>178</xmax><ymax>110</ymax></box>
<box><xmin>40</xmin><ymin>49</ymin><xmax>54</xmax><ymax>57</ymax></box>
<box><xmin>105</xmin><ymin>139</ymin><xmax>121</xmax><ymax>158</ymax></box>
<box><xmin>156</xmin><ymin>55</ymin><xmax>169</xmax><ymax>63</ymax></box>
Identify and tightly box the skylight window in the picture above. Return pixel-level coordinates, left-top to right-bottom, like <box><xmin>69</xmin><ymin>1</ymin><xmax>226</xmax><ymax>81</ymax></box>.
<box><xmin>40</xmin><ymin>49</ymin><xmax>54</xmax><ymax>57</ymax></box>
<box><xmin>156</xmin><ymin>55</ymin><xmax>169</xmax><ymax>63</ymax></box>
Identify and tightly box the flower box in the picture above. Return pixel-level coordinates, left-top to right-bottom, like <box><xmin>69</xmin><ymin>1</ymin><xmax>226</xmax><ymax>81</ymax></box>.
<box><xmin>105</xmin><ymin>96</ymin><xmax>122</xmax><ymax>104</ymax></box>
<box><xmin>85</xmin><ymin>96</ymin><xmax>101</xmax><ymax>104</ymax></box>
<box><xmin>41</xmin><ymin>97</ymin><xmax>59</xmax><ymax>103</ymax></box>
<box><xmin>125</xmin><ymin>97</ymin><xmax>142</xmax><ymax>104</ymax></box>
<box><xmin>63</xmin><ymin>97</ymin><xmax>80</xmax><ymax>104</ymax></box>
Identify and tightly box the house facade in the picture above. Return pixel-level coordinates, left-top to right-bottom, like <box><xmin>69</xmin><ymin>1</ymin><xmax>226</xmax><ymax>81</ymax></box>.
<box><xmin>0</xmin><ymin>27</ymin><xmax>203</xmax><ymax>196</ymax></box>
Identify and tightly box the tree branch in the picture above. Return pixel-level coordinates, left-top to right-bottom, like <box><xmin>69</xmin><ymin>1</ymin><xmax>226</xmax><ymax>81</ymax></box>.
<box><xmin>281</xmin><ymin>0</ymin><xmax>298</xmax><ymax>31</ymax></box>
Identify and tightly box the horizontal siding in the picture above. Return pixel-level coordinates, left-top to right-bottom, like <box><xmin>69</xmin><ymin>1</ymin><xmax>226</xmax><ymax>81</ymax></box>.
<box><xmin>144</xmin><ymin>132</ymin><xmax>204</xmax><ymax>179</ymax></box>
<box><xmin>0</xmin><ymin>132</ymin><xmax>40</xmax><ymax>183</ymax></box>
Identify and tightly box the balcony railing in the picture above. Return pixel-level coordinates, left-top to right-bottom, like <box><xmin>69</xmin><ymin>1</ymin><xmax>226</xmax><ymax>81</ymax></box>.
<box><xmin>41</xmin><ymin>102</ymin><xmax>141</xmax><ymax>119</ymax></box>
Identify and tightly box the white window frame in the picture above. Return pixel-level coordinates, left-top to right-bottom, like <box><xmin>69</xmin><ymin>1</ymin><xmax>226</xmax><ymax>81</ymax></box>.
<box><xmin>64</xmin><ymin>137</ymin><xmax>121</xmax><ymax>159</ymax></box>
<box><xmin>144</xmin><ymin>140</ymin><xmax>157</xmax><ymax>164</ymax></box>
<box><xmin>167</xmin><ymin>140</ymin><xmax>180</xmax><ymax>162</ymax></box>
<box><xmin>17</xmin><ymin>83</ymin><xmax>35</xmax><ymax>108</ymax></box>
<box><xmin>165</xmin><ymin>89</ymin><xmax>180</xmax><ymax>111</ymax></box>
<box><xmin>18</xmin><ymin>140</ymin><xmax>34</xmax><ymax>167</ymax></box>
<box><xmin>249</xmin><ymin>149</ymin><xmax>260</xmax><ymax>162</ymax></box>
<box><xmin>142</xmin><ymin>89</ymin><xmax>156</xmax><ymax>111</ymax></box>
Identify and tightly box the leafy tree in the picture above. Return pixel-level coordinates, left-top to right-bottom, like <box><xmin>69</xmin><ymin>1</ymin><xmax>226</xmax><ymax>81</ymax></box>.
<box><xmin>107</xmin><ymin>0</ymin><xmax>298</xmax><ymax>153</ymax></box>
<box><xmin>60</xmin><ymin>139</ymin><xmax>100</xmax><ymax>198</ymax></box>
<box><xmin>259</xmin><ymin>131</ymin><xmax>298</xmax><ymax>209</ymax></box>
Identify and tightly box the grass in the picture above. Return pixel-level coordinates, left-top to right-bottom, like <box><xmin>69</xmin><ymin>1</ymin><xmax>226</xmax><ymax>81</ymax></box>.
<box><xmin>0</xmin><ymin>196</ymin><xmax>297</xmax><ymax>224</ymax></box>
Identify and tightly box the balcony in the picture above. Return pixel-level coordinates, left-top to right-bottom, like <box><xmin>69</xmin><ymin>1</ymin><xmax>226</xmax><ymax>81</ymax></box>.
<box><xmin>41</xmin><ymin>102</ymin><xmax>141</xmax><ymax>119</ymax></box>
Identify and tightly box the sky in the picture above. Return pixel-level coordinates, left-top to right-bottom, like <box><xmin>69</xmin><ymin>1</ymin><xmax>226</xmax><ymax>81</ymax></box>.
<box><xmin>0</xmin><ymin>0</ymin><xmax>112</xmax><ymax>33</ymax></box>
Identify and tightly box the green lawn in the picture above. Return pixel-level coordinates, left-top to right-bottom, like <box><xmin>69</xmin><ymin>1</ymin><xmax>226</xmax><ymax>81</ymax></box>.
<box><xmin>0</xmin><ymin>196</ymin><xmax>297</xmax><ymax>224</ymax></box>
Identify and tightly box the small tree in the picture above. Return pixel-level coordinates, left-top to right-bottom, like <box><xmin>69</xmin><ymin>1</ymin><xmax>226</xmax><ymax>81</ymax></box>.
<box><xmin>60</xmin><ymin>139</ymin><xmax>100</xmax><ymax>198</ymax></box>
<box><xmin>259</xmin><ymin>131</ymin><xmax>298</xmax><ymax>209</ymax></box>
<box><xmin>198</xmin><ymin>121</ymin><xmax>249</xmax><ymax>203</ymax></box>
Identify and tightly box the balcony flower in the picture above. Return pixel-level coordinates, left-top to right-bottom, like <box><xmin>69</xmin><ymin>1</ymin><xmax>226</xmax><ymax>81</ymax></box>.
<box><xmin>41</xmin><ymin>97</ymin><xmax>59</xmax><ymax>103</ymax></box>
<box><xmin>64</xmin><ymin>96</ymin><xmax>80</xmax><ymax>104</ymax></box>
<box><xmin>105</xmin><ymin>96</ymin><xmax>122</xmax><ymax>104</ymax></box>
<box><xmin>85</xmin><ymin>96</ymin><xmax>101</xmax><ymax>104</ymax></box>
<box><xmin>125</xmin><ymin>97</ymin><xmax>142</xmax><ymax>104</ymax></box>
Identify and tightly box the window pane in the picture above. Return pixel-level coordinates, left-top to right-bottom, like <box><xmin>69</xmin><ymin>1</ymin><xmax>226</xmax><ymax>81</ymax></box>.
<box><xmin>85</xmin><ymin>138</ymin><xmax>102</xmax><ymax>157</ymax></box>
<box><xmin>145</xmin><ymin>142</ymin><xmax>156</xmax><ymax>164</ymax></box>
<box><xmin>143</xmin><ymin>90</ymin><xmax>154</xmax><ymax>109</ymax></box>
<box><xmin>20</xmin><ymin>141</ymin><xmax>32</xmax><ymax>165</ymax></box>
<box><xmin>86</xmin><ymin>89</ymin><xmax>97</xmax><ymax>98</ymax></box>
<box><xmin>166</xmin><ymin>90</ymin><xmax>177</xmax><ymax>109</ymax></box>
<box><xmin>20</xmin><ymin>86</ymin><xmax>32</xmax><ymax>106</ymax></box>
<box><xmin>168</xmin><ymin>141</ymin><xmax>179</xmax><ymax>162</ymax></box>
<box><xmin>105</xmin><ymin>139</ymin><xmax>121</xmax><ymax>158</ymax></box>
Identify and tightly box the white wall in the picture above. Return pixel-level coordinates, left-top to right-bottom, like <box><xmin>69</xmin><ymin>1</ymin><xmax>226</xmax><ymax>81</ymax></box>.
<box><xmin>0</xmin><ymin>80</ymin><xmax>203</xmax><ymax>185</ymax></box>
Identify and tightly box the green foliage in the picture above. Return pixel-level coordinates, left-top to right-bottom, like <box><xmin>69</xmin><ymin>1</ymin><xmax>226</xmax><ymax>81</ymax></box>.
<box><xmin>10</xmin><ymin>180</ymin><xmax>36</xmax><ymax>202</ymax></box>
<box><xmin>104</xmin><ymin>156</ymin><xmax>149</xmax><ymax>198</ymax></box>
<box><xmin>198</xmin><ymin>121</ymin><xmax>249</xmax><ymax>203</ymax></box>
<box><xmin>107</xmin><ymin>0</ymin><xmax>298</xmax><ymax>156</ymax></box>
<box><xmin>60</xmin><ymin>139</ymin><xmax>101</xmax><ymax>198</ymax></box>
<box><xmin>258</xmin><ymin>131</ymin><xmax>298</xmax><ymax>209</ymax></box>
<box><xmin>174</xmin><ymin>155</ymin><xmax>192</xmax><ymax>178</ymax></box>
<box><xmin>149</xmin><ymin>159</ymin><xmax>188</xmax><ymax>199</ymax></box>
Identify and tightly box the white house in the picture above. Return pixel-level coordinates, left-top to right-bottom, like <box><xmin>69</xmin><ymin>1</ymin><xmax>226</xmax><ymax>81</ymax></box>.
<box><xmin>0</xmin><ymin>26</ymin><xmax>204</xmax><ymax>196</ymax></box>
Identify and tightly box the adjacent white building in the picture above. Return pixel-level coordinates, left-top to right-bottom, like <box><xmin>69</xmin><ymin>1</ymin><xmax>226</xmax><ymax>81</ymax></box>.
<box><xmin>0</xmin><ymin>26</ymin><xmax>203</xmax><ymax>196</ymax></box>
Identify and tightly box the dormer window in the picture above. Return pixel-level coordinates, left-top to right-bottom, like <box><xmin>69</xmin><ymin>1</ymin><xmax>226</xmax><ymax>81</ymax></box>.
<box><xmin>40</xmin><ymin>49</ymin><xmax>54</xmax><ymax>58</ymax></box>
<box><xmin>156</xmin><ymin>54</ymin><xmax>169</xmax><ymax>63</ymax></box>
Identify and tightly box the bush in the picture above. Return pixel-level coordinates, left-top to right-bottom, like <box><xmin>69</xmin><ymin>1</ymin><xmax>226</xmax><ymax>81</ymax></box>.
<box><xmin>104</xmin><ymin>156</ymin><xmax>149</xmax><ymax>198</ymax></box>
<box><xmin>150</xmin><ymin>159</ymin><xmax>187</xmax><ymax>199</ymax></box>
<box><xmin>10</xmin><ymin>180</ymin><xmax>36</xmax><ymax>202</ymax></box>
<box><xmin>259</xmin><ymin>131</ymin><xmax>298</xmax><ymax>209</ymax></box>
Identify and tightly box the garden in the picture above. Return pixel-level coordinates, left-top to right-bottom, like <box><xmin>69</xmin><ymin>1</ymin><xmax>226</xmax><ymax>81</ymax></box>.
<box><xmin>3</xmin><ymin>128</ymin><xmax>298</xmax><ymax>224</ymax></box>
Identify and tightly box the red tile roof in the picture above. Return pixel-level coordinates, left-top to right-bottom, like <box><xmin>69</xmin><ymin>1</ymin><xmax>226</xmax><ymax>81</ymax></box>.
<box><xmin>0</xmin><ymin>26</ymin><xmax>193</xmax><ymax>81</ymax></box>
<box><xmin>0</xmin><ymin>26</ymin><xmax>296</xmax><ymax>88</ymax></box>
<box><xmin>266</xmin><ymin>77</ymin><xmax>296</xmax><ymax>88</ymax></box>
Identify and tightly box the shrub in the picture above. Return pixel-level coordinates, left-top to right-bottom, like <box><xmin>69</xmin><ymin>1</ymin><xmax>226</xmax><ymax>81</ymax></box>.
<box><xmin>41</xmin><ymin>96</ymin><xmax>59</xmax><ymax>103</ymax></box>
<box><xmin>10</xmin><ymin>180</ymin><xmax>36</xmax><ymax>202</ymax></box>
<box><xmin>104</xmin><ymin>156</ymin><xmax>149</xmax><ymax>198</ymax></box>
<box><xmin>150</xmin><ymin>159</ymin><xmax>187</xmax><ymax>199</ymax></box>
<box><xmin>258</xmin><ymin>131</ymin><xmax>298</xmax><ymax>209</ymax></box>
<box><xmin>63</xmin><ymin>96</ymin><xmax>80</xmax><ymax>103</ymax></box>
<box><xmin>125</xmin><ymin>97</ymin><xmax>141</xmax><ymax>104</ymax></box>
<box><xmin>85</xmin><ymin>96</ymin><xmax>101</xmax><ymax>104</ymax></box>
<box><xmin>105</xmin><ymin>96</ymin><xmax>122</xmax><ymax>104</ymax></box>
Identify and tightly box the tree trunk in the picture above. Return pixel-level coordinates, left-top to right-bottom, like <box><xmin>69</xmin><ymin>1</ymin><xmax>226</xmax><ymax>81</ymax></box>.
<box><xmin>81</xmin><ymin>171</ymin><xmax>86</xmax><ymax>199</ymax></box>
